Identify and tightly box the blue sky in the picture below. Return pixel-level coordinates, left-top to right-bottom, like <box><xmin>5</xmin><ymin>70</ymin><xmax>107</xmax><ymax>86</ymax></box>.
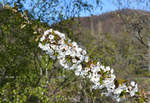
<box><xmin>87</xmin><ymin>0</ymin><xmax>150</xmax><ymax>16</ymax></box>
<box><xmin>0</xmin><ymin>0</ymin><xmax>150</xmax><ymax>24</ymax></box>
<box><xmin>1</xmin><ymin>0</ymin><xmax>150</xmax><ymax>15</ymax></box>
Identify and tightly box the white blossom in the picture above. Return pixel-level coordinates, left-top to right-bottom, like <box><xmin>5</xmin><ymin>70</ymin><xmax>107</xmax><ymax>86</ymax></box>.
<box><xmin>130</xmin><ymin>81</ymin><xmax>135</xmax><ymax>87</ymax></box>
<box><xmin>38</xmin><ymin>29</ymin><xmax>139</xmax><ymax>102</ymax></box>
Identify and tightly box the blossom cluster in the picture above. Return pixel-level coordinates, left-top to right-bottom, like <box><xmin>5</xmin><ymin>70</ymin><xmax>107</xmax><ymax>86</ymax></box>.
<box><xmin>38</xmin><ymin>29</ymin><xmax>138</xmax><ymax>102</ymax></box>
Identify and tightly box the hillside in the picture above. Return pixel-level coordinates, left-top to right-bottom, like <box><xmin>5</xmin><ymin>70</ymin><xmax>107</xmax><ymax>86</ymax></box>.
<box><xmin>52</xmin><ymin>9</ymin><xmax>150</xmax><ymax>91</ymax></box>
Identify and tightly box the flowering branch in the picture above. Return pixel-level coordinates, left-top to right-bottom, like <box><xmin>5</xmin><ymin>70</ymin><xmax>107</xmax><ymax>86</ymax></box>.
<box><xmin>38</xmin><ymin>29</ymin><xmax>142</xmax><ymax>102</ymax></box>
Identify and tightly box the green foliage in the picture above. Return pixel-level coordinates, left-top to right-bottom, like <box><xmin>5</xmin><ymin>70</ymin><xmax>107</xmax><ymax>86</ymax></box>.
<box><xmin>0</xmin><ymin>8</ymin><xmax>52</xmax><ymax>102</ymax></box>
<box><xmin>0</xmin><ymin>8</ymin><xmax>109</xmax><ymax>103</ymax></box>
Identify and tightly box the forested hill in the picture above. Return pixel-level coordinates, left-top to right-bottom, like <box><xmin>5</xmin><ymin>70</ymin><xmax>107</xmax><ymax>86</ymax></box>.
<box><xmin>53</xmin><ymin>9</ymin><xmax>150</xmax><ymax>42</ymax></box>
<box><xmin>53</xmin><ymin>9</ymin><xmax>150</xmax><ymax>91</ymax></box>
<box><xmin>73</xmin><ymin>9</ymin><xmax>150</xmax><ymax>35</ymax></box>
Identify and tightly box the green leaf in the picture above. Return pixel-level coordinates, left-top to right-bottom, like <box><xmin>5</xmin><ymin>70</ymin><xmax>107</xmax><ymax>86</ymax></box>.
<box><xmin>100</xmin><ymin>77</ymin><xmax>103</xmax><ymax>85</ymax></box>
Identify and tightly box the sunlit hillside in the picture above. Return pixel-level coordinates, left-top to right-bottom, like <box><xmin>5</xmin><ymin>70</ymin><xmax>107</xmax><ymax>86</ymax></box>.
<box><xmin>53</xmin><ymin>9</ymin><xmax>150</xmax><ymax>92</ymax></box>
